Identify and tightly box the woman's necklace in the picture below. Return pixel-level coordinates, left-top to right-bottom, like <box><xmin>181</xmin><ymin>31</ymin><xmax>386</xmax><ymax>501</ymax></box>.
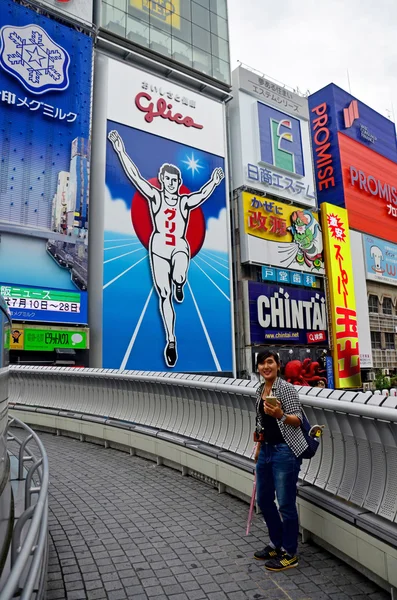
<box><xmin>263</xmin><ymin>381</ymin><xmax>273</xmax><ymax>398</ymax></box>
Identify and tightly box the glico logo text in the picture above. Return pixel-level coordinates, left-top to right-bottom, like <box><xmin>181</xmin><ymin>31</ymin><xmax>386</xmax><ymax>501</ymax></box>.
<box><xmin>135</xmin><ymin>92</ymin><xmax>203</xmax><ymax>129</ymax></box>
<box><xmin>311</xmin><ymin>103</ymin><xmax>336</xmax><ymax>191</ymax></box>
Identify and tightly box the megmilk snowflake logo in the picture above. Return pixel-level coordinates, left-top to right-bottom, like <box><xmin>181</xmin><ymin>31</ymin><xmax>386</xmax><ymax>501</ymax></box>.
<box><xmin>0</xmin><ymin>24</ymin><xmax>70</xmax><ymax>95</ymax></box>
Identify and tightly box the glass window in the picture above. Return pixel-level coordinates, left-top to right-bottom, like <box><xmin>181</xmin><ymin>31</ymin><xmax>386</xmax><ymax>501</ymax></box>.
<box><xmin>172</xmin><ymin>15</ymin><xmax>192</xmax><ymax>44</ymax></box>
<box><xmin>150</xmin><ymin>25</ymin><xmax>172</xmax><ymax>56</ymax></box>
<box><xmin>385</xmin><ymin>333</ymin><xmax>395</xmax><ymax>349</ymax></box>
<box><xmin>106</xmin><ymin>0</ymin><xmax>127</xmax><ymax>10</ymax></box>
<box><xmin>192</xmin><ymin>2</ymin><xmax>210</xmax><ymax>30</ymax></box>
<box><xmin>383</xmin><ymin>297</ymin><xmax>393</xmax><ymax>315</ymax></box>
<box><xmin>368</xmin><ymin>294</ymin><xmax>378</xmax><ymax>313</ymax></box>
<box><xmin>193</xmin><ymin>0</ymin><xmax>210</xmax><ymax>8</ymax></box>
<box><xmin>211</xmin><ymin>34</ymin><xmax>229</xmax><ymax>61</ymax></box>
<box><xmin>171</xmin><ymin>38</ymin><xmax>193</xmax><ymax>67</ymax></box>
<box><xmin>210</xmin><ymin>11</ymin><xmax>228</xmax><ymax>40</ymax></box>
<box><xmin>126</xmin><ymin>16</ymin><xmax>150</xmax><ymax>46</ymax></box>
<box><xmin>175</xmin><ymin>0</ymin><xmax>192</xmax><ymax>20</ymax></box>
<box><xmin>210</xmin><ymin>0</ymin><xmax>227</xmax><ymax>18</ymax></box>
<box><xmin>371</xmin><ymin>331</ymin><xmax>382</xmax><ymax>349</ymax></box>
<box><xmin>102</xmin><ymin>3</ymin><xmax>127</xmax><ymax>37</ymax></box>
<box><xmin>193</xmin><ymin>47</ymin><xmax>211</xmax><ymax>75</ymax></box>
<box><xmin>212</xmin><ymin>56</ymin><xmax>230</xmax><ymax>84</ymax></box>
<box><xmin>192</xmin><ymin>24</ymin><xmax>211</xmax><ymax>53</ymax></box>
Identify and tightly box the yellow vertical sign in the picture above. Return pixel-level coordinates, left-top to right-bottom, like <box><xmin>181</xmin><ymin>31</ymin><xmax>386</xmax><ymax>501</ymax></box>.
<box><xmin>321</xmin><ymin>203</ymin><xmax>361</xmax><ymax>389</ymax></box>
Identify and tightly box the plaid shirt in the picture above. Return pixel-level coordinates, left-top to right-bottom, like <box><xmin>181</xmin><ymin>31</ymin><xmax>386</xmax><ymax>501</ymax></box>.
<box><xmin>255</xmin><ymin>378</ymin><xmax>308</xmax><ymax>458</ymax></box>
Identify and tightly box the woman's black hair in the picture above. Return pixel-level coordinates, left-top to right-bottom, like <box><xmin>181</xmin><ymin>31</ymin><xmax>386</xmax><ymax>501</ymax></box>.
<box><xmin>256</xmin><ymin>350</ymin><xmax>280</xmax><ymax>369</ymax></box>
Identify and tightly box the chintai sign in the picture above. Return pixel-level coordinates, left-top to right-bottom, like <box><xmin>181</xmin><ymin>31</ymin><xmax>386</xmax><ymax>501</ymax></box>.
<box><xmin>247</xmin><ymin>281</ymin><xmax>328</xmax><ymax>345</ymax></box>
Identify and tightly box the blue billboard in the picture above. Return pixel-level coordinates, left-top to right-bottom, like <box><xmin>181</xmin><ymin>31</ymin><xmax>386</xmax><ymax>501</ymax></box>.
<box><xmin>0</xmin><ymin>1</ymin><xmax>92</xmax><ymax>325</ymax></box>
<box><xmin>363</xmin><ymin>234</ymin><xmax>397</xmax><ymax>286</ymax></box>
<box><xmin>308</xmin><ymin>83</ymin><xmax>397</xmax><ymax>209</ymax></box>
<box><xmin>248</xmin><ymin>281</ymin><xmax>328</xmax><ymax>346</ymax></box>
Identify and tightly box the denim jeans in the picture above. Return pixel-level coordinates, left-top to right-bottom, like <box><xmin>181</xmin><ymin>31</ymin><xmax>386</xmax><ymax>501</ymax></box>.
<box><xmin>256</xmin><ymin>442</ymin><xmax>301</xmax><ymax>555</ymax></box>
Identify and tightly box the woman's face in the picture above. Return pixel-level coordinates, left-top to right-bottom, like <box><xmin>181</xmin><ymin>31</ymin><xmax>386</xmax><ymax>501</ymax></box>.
<box><xmin>258</xmin><ymin>356</ymin><xmax>279</xmax><ymax>382</ymax></box>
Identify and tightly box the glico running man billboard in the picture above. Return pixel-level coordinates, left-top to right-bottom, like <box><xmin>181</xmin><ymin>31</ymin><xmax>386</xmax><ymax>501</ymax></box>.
<box><xmin>0</xmin><ymin>1</ymin><xmax>92</xmax><ymax>325</ymax></box>
<box><xmin>230</xmin><ymin>66</ymin><xmax>316</xmax><ymax>207</ymax></box>
<box><xmin>104</xmin><ymin>59</ymin><xmax>233</xmax><ymax>373</ymax></box>
<box><xmin>309</xmin><ymin>84</ymin><xmax>397</xmax><ymax>243</ymax></box>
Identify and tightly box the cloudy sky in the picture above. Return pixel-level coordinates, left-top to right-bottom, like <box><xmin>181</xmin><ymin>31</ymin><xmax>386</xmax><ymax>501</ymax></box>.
<box><xmin>227</xmin><ymin>0</ymin><xmax>397</xmax><ymax>119</ymax></box>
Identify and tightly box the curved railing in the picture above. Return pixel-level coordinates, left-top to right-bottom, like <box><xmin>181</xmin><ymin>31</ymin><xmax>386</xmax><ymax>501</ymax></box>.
<box><xmin>1</xmin><ymin>416</ymin><xmax>49</xmax><ymax>600</ymax></box>
<box><xmin>9</xmin><ymin>365</ymin><xmax>397</xmax><ymax>526</ymax></box>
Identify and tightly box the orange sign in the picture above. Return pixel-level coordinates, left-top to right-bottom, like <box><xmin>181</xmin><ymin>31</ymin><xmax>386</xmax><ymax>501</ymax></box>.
<box><xmin>339</xmin><ymin>132</ymin><xmax>397</xmax><ymax>243</ymax></box>
<box><xmin>321</xmin><ymin>203</ymin><xmax>361</xmax><ymax>389</ymax></box>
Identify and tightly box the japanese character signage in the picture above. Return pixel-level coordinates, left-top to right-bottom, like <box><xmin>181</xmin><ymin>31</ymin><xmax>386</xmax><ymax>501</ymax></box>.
<box><xmin>103</xmin><ymin>59</ymin><xmax>233</xmax><ymax>374</ymax></box>
<box><xmin>129</xmin><ymin>0</ymin><xmax>180</xmax><ymax>29</ymax></box>
<box><xmin>261</xmin><ymin>267</ymin><xmax>321</xmax><ymax>288</ymax></box>
<box><xmin>0</xmin><ymin>283</ymin><xmax>87</xmax><ymax>325</ymax></box>
<box><xmin>248</xmin><ymin>281</ymin><xmax>328</xmax><ymax>346</ymax></box>
<box><xmin>230</xmin><ymin>67</ymin><xmax>316</xmax><ymax>208</ymax></box>
<box><xmin>0</xmin><ymin>1</ymin><xmax>93</xmax><ymax>328</ymax></box>
<box><xmin>12</xmin><ymin>325</ymin><xmax>89</xmax><ymax>352</ymax></box>
<box><xmin>321</xmin><ymin>203</ymin><xmax>361</xmax><ymax>388</ymax></box>
<box><xmin>241</xmin><ymin>192</ymin><xmax>324</xmax><ymax>273</ymax></box>
<box><xmin>363</xmin><ymin>234</ymin><xmax>397</xmax><ymax>286</ymax></box>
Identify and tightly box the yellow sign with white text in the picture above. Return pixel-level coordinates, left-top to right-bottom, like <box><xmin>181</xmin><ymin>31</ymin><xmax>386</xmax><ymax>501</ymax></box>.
<box><xmin>241</xmin><ymin>192</ymin><xmax>325</xmax><ymax>273</ymax></box>
<box><xmin>130</xmin><ymin>0</ymin><xmax>180</xmax><ymax>29</ymax></box>
<box><xmin>321</xmin><ymin>203</ymin><xmax>361</xmax><ymax>389</ymax></box>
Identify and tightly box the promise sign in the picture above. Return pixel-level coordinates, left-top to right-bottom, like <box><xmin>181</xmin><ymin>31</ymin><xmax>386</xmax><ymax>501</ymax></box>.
<box><xmin>321</xmin><ymin>203</ymin><xmax>361</xmax><ymax>388</ymax></box>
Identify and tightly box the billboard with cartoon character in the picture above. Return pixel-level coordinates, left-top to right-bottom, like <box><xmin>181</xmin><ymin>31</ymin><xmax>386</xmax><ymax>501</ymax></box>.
<box><xmin>103</xmin><ymin>58</ymin><xmax>234</xmax><ymax>373</ymax></box>
<box><xmin>363</xmin><ymin>234</ymin><xmax>397</xmax><ymax>286</ymax></box>
<box><xmin>240</xmin><ymin>192</ymin><xmax>324</xmax><ymax>273</ymax></box>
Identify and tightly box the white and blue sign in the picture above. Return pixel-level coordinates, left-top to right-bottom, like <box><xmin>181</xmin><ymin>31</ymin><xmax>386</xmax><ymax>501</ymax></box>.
<box><xmin>363</xmin><ymin>234</ymin><xmax>397</xmax><ymax>286</ymax></box>
<box><xmin>249</xmin><ymin>281</ymin><xmax>328</xmax><ymax>346</ymax></box>
<box><xmin>104</xmin><ymin>60</ymin><xmax>233</xmax><ymax>374</ymax></box>
<box><xmin>261</xmin><ymin>266</ymin><xmax>319</xmax><ymax>288</ymax></box>
<box><xmin>0</xmin><ymin>1</ymin><xmax>93</xmax><ymax>325</ymax></box>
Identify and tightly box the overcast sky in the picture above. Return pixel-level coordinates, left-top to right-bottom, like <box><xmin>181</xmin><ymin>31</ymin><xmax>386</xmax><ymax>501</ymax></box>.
<box><xmin>228</xmin><ymin>0</ymin><xmax>397</xmax><ymax>120</ymax></box>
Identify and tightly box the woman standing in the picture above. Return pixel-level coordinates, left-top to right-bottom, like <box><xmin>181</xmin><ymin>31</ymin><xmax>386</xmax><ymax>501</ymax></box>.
<box><xmin>253</xmin><ymin>351</ymin><xmax>308</xmax><ymax>571</ymax></box>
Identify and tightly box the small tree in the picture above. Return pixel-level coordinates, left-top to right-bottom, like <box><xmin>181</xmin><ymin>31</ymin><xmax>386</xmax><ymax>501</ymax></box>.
<box><xmin>374</xmin><ymin>370</ymin><xmax>390</xmax><ymax>391</ymax></box>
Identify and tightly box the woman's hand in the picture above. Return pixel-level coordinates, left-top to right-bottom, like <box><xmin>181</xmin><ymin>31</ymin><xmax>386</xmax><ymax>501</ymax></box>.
<box><xmin>264</xmin><ymin>399</ymin><xmax>283</xmax><ymax>420</ymax></box>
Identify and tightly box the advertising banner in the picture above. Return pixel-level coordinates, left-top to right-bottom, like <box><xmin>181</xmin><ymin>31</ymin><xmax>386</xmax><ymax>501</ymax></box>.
<box><xmin>248</xmin><ymin>281</ymin><xmax>328</xmax><ymax>346</ymax></box>
<box><xmin>363</xmin><ymin>233</ymin><xmax>397</xmax><ymax>285</ymax></box>
<box><xmin>10</xmin><ymin>324</ymin><xmax>88</xmax><ymax>352</ymax></box>
<box><xmin>129</xmin><ymin>0</ymin><xmax>180</xmax><ymax>28</ymax></box>
<box><xmin>0</xmin><ymin>282</ymin><xmax>87</xmax><ymax>325</ymax></box>
<box><xmin>0</xmin><ymin>1</ymin><xmax>92</xmax><ymax>325</ymax></box>
<box><xmin>230</xmin><ymin>67</ymin><xmax>316</xmax><ymax>207</ymax></box>
<box><xmin>104</xmin><ymin>59</ymin><xmax>233</xmax><ymax>373</ymax></box>
<box><xmin>240</xmin><ymin>192</ymin><xmax>324</xmax><ymax>272</ymax></box>
<box><xmin>321</xmin><ymin>204</ymin><xmax>361</xmax><ymax>388</ymax></box>
<box><xmin>309</xmin><ymin>84</ymin><xmax>397</xmax><ymax>243</ymax></box>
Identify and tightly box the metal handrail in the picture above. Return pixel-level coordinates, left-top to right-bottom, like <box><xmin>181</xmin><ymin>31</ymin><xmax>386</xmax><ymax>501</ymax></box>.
<box><xmin>1</xmin><ymin>416</ymin><xmax>49</xmax><ymax>600</ymax></box>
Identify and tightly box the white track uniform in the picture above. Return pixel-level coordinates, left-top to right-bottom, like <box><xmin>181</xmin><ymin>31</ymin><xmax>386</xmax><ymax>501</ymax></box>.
<box><xmin>150</xmin><ymin>193</ymin><xmax>190</xmax><ymax>261</ymax></box>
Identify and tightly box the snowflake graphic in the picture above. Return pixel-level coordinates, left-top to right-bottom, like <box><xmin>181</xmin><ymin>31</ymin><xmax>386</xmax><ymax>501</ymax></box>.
<box><xmin>0</xmin><ymin>24</ymin><xmax>70</xmax><ymax>95</ymax></box>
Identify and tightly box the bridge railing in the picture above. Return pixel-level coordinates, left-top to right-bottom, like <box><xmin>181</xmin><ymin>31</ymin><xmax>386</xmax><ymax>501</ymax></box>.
<box><xmin>9</xmin><ymin>365</ymin><xmax>397</xmax><ymax>525</ymax></box>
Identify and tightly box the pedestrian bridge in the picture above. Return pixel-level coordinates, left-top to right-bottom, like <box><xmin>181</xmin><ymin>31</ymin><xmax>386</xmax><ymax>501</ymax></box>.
<box><xmin>5</xmin><ymin>366</ymin><xmax>397</xmax><ymax>598</ymax></box>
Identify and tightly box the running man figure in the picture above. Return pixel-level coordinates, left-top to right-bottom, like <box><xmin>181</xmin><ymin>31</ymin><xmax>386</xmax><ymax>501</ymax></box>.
<box><xmin>108</xmin><ymin>130</ymin><xmax>224</xmax><ymax>368</ymax></box>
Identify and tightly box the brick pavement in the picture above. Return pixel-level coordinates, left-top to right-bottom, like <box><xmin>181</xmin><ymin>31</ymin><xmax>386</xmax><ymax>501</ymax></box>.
<box><xmin>37</xmin><ymin>431</ymin><xmax>390</xmax><ymax>600</ymax></box>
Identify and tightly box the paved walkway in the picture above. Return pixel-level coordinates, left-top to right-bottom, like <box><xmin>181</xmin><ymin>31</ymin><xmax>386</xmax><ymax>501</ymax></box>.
<box><xmin>39</xmin><ymin>431</ymin><xmax>390</xmax><ymax>600</ymax></box>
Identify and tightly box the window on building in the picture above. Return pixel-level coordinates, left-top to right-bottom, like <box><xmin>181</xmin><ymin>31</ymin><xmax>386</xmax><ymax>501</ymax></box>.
<box><xmin>385</xmin><ymin>333</ymin><xmax>395</xmax><ymax>349</ymax></box>
<box><xmin>383</xmin><ymin>297</ymin><xmax>393</xmax><ymax>315</ymax></box>
<box><xmin>368</xmin><ymin>294</ymin><xmax>379</xmax><ymax>313</ymax></box>
<box><xmin>371</xmin><ymin>331</ymin><xmax>382</xmax><ymax>349</ymax></box>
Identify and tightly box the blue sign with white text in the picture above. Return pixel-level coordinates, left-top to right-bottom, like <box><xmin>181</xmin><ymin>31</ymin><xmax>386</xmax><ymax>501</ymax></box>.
<box><xmin>261</xmin><ymin>267</ymin><xmax>320</xmax><ymax>288</ymax></box>
<box><xmin>0</xmin><ymin>1</ymin><xmax>93</xmax><ymax>324</ymax></box>
<box><xmin>249</xmin><ymin>281</ymin><xmax>328</xmax><ymax>346</ymax></box>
